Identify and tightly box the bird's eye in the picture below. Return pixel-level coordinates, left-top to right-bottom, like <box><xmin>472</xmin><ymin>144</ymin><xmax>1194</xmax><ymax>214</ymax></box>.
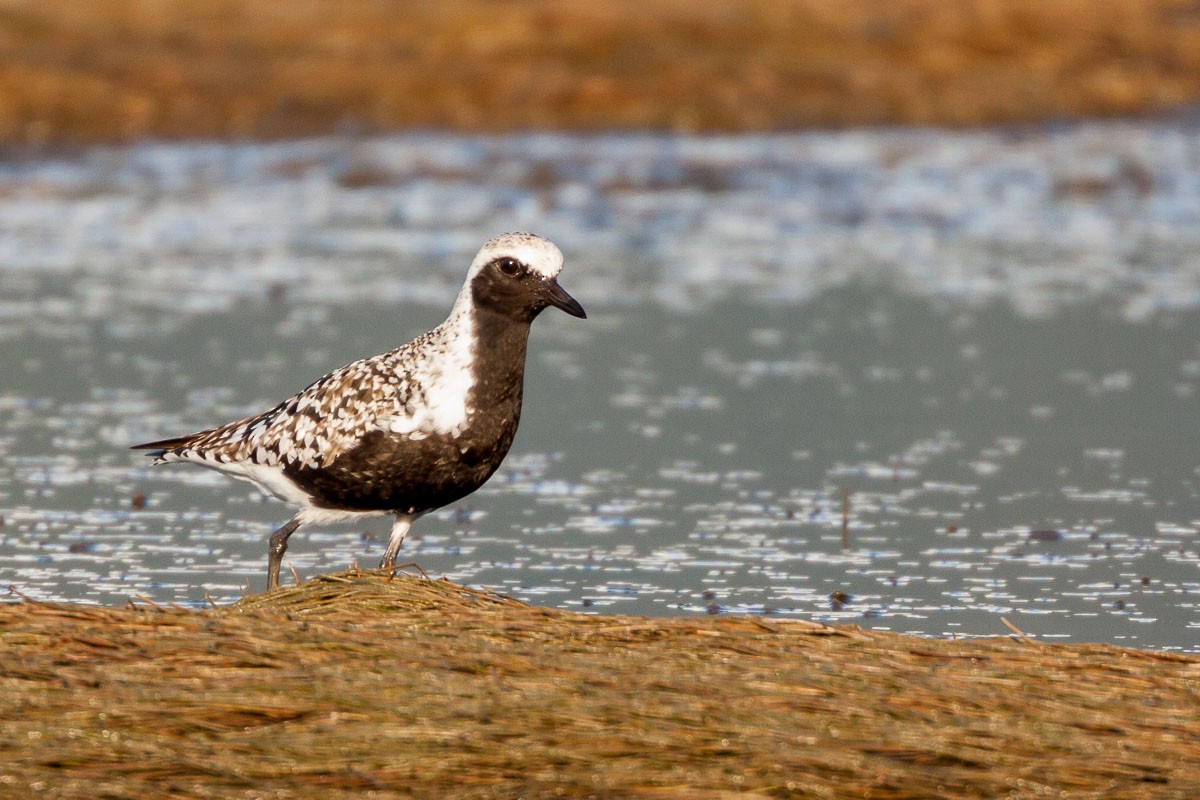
<box><xmin>495</xmin><ymin>258</ymin><xmax>524</xmax><ymax>278</ymax></box>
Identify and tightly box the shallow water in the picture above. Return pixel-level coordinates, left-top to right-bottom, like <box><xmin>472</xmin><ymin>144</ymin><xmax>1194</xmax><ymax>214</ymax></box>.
<box><xmin>1</xmin><ymin>122</ymin><xmax>1198</xmax><ymax>651</ymax></box>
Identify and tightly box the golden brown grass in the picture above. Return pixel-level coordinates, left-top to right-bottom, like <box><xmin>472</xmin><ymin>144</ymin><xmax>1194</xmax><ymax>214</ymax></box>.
<box><xmin>1</xmin><ymin>570</ymin><xmax>1198</xmax><ymax>798</ymax></box>
<box><xmin>3</xmin><ymin>0</ymin><xmax>1200</xmax><ymax>145</ymax></box>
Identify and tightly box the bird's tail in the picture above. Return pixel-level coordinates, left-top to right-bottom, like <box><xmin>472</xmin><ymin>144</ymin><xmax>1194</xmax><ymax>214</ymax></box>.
<box><xmin>130</xmin><ymin>432</ymin><xmax>208</xmax><ymax>459</ymax></box>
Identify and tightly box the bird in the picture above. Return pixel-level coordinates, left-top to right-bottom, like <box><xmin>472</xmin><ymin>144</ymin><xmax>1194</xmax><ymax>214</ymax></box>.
<box><xmin>132</xmin><ymin>232</ymin><xmax>586</xmax><ymax>590</ymax></box>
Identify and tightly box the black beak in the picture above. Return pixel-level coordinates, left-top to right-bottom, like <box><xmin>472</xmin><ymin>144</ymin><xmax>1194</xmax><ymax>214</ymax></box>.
<box><xmin>544</xmin><ymin>280</ymin><xmax>587</xmax><ymax>319</ymax></box>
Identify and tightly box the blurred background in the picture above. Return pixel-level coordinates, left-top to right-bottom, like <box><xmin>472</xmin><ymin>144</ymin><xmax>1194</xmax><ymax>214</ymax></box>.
<box><xmin>3</xmin><ymin>0</ymin><xmax>1200</xmax><ymax>144</ymax></box>
<box><xmin>1</xmin><ymin>0</ymin><xmax>1198</xmax><ymax>651</ymax></box>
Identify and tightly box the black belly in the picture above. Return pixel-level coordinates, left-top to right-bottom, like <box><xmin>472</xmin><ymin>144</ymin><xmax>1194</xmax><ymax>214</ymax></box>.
<box><xmin>282</xmin><ymin>425</ymin><xmax>517</xmax><ymax>514</ymax></box>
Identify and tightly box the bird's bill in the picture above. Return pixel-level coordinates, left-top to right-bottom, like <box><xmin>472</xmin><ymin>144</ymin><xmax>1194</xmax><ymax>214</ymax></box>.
<box><xmin>544</xmin><ymin>280</ymin><xmax>587</xmax><ymax>318</ymax></box>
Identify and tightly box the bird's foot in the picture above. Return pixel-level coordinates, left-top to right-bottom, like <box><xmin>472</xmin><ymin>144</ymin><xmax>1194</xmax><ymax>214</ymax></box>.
<box><xmin>381</xmin><ymin>560</ymin><xmax>429</xmax><ymax>581</ymax></box>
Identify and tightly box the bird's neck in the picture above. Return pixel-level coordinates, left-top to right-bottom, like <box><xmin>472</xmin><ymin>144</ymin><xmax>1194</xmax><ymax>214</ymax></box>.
<box><xmin>463</xmin><ymin>306</ymin><xmax>532</xmax><ymax>408</ymax></box>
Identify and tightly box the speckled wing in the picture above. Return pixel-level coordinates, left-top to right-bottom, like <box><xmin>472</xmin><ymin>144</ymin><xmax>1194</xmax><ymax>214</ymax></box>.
<box><xmin>133</xmin><ymin>346</ymin><xmax>422</xmax><ymax>471</ymax></box>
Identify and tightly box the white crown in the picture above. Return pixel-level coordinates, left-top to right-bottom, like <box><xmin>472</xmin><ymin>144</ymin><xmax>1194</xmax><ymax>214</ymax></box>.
<box><xmin>469</xmin><ymin>232</ymin><xmax>564</xmax><ymax>280</ymax></box>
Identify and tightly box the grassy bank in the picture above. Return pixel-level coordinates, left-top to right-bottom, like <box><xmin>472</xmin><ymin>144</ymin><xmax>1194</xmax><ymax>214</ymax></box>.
<box><xmin>3</xmin><ymin>0</ymin><xmax>1200</xmax><ymax>146</ymax></box>
<box><xmin>1</xmin><ymin>571</ymin><xmax>1197</xmax><ymax>798</ymax></box>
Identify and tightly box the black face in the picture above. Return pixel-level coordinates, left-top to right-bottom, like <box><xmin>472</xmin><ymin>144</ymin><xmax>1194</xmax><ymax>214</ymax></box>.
<box><xmin>472</xmin><ymin>256</ymin><xmax>587</xmax><ymax>323</ymax></box>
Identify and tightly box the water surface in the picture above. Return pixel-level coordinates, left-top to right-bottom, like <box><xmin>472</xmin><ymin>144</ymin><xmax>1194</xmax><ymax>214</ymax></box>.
<box><xmin>1</xmin><ymin>122</ymin><xmax>1198</xmax><ymax>651</ymax></box>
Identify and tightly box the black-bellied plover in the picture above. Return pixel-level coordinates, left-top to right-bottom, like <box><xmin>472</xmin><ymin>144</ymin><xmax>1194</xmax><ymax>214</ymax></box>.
<box><xmin>133</xmin><ymin>232</ymin><xmax>586</xmax><ymax>590</ymax></box>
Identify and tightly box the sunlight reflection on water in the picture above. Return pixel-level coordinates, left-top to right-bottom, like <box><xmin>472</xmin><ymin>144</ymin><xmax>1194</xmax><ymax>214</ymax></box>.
<box><xmin>0</xmin><ymin>120</ymin><xmax>1198</xmax><ymax>651</ymax></box>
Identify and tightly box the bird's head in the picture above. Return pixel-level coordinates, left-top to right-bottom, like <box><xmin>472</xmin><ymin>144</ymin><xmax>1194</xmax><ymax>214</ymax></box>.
<box><xmin>464</xmin><ymin>232</ymin><xmax>586</xmax><ymax>323</ymax></box>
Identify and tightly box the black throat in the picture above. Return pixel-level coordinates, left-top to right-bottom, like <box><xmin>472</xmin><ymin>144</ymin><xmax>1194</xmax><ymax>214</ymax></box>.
<box><xmin>467</xmin><ymin>305</ymin><xmax>533</xmax><ymax>419</ymax></box>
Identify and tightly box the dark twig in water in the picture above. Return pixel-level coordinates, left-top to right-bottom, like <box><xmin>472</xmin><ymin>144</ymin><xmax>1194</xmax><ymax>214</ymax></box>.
<box><xmin>841</xmin><ymin>488</ymin><xmax>850</xmax><ymax>550</ymax></box>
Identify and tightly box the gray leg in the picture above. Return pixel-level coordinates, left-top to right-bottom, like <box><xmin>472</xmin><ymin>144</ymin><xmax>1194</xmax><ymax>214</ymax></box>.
<box><xmin>266</xmin><ymin>515</ymin><xmax>302</xmax><ymax>591</ymax></box>
<box><xmin>380</xmin><ymin>514</ymin><xmax>417</xmax><ymax>569</ymax></box>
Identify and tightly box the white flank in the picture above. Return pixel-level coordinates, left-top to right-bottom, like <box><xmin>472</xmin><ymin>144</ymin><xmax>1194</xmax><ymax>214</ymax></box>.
<box><xmin>205</xmin><ymin>461</ymin><xmax>316</xmax><ymax>507</ymax></box>
<box><xmin>420</xmin><ymin>309</ymin><xmax>476</xmax><ymax>435</ymax></box>
<box><xmin>377</xmin><ymin>306</ymin><xmax>476</xmax><ymax>438</ymax></box>
<box><xmin>179</xmin><ymin>458</ymin><xmax>390</xmax><ymax>524</ymax></box>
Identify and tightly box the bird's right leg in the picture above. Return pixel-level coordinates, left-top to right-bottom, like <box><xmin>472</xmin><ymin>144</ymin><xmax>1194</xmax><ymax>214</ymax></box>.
<box><xmin>266</xmin><ymin>515</ymin><xmax>302</xmax><ymax>591</ymax></box>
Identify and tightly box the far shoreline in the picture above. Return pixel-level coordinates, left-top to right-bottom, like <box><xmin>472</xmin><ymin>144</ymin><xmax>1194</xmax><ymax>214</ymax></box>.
<box><xmin>4</xmin><ymin>0</ymin><xmax>1200</xmax><ymax>148</ymax></box>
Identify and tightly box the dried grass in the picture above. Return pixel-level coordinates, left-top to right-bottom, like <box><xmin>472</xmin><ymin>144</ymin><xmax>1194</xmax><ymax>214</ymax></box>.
<box><xmin>2</xmin><ymin>570</ymin><xmax>1198</xmax><ymax>798</ymax></box>
<box><xmin>3</xmin><ymin>0</ymin><xmax>1200</xmax><ymax>145</ymax></box>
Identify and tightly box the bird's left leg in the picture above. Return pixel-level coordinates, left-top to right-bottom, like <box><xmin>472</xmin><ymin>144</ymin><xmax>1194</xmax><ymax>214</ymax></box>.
<box><xmin>380</xmin><ymin>513</ymin><xmax>416</xmax><ymax>569</ymax></box>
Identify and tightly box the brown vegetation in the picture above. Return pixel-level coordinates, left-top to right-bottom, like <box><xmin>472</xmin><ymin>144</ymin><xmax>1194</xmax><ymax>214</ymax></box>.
<box><xmin>2</xmin><ymin>0</ymin><xmax>1200</xmax><ymax>145</ymax></box>
<box><xmin>2</xmin><ymin>571</ymin><xmax>1198</xmax><ymax>798</ymax></box>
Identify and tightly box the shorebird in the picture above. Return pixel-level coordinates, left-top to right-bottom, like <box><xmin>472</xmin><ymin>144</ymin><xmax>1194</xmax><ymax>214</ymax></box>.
<box><xmin>133</xmin><ymin>232</ymin><xmax>586</xmax><ymax>590</ymax></box>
